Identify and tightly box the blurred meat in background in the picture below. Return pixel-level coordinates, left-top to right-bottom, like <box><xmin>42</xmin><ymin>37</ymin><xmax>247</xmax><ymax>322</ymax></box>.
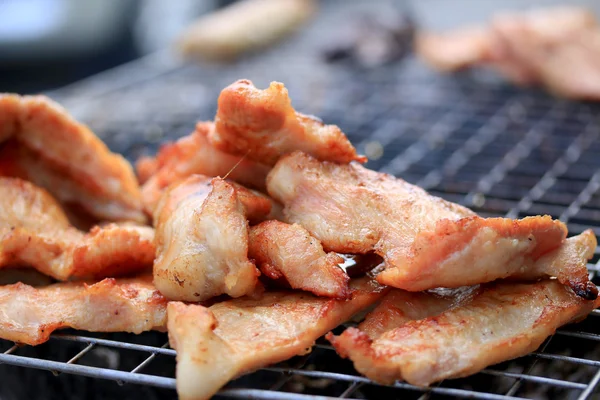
<box><xmin>416</xmin><ymin>5</ymin><xmax>600</xmax><ymax>100</ymax></box>
<box><xmin>3</xmin><ymin>0</ymin><xmax>600</xmax><ymax>98</ymax></box>
<box><xmin>0</xmin><ymin>0</ymin><xmax>322</xmax><ymax>93</ymax></box>
<box><xmin>176</xmin><ymin>0</ymin><xmax>316</xmax><ymax>62</ymax></box>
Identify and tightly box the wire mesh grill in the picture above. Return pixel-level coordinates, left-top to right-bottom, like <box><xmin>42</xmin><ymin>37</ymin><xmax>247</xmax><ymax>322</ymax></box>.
<box><xmin>3</xmin><ymin>1</ymin><xmax>600</xmax><ymax>399</ymax></box>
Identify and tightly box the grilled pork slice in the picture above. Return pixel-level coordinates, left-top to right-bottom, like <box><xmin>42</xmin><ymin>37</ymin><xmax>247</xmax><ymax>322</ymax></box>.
<box><xmin>0</xmin><ymin>275</ymin><xmax>167</xmax><ymax>345</ymax></box>
<box><xmin>0</xmin><ymin>94</ymin><xmax>144</xmax><ymax>222</ymax></box>
<box><xmin>167</xmin><ymin>277</ymin><xmax>387</xmax><ymax>400</ymax></box>
<box><xmin>516</xmin><ymin>230</ymin><xmax>597</xmax><ymax>299</ymax></box>
<box><xmin>153</xmin><ymin>175</ymin><xmax>273</xmax><ymax>301</ymax></box>
<box><xmin>376</xmin><ymin>226</ymin><xmax>596</xmax><ymax>299</ymax></box>
<box><xmin>328</xmin><ymin>279</ymin><xmax>599</xmax><ymax>386</ymax></box>
<box><xmin>211</xmin><ymin>79</ymin><xmax>366</xmax><ymax>166</ymax></box>
<box><xmin>0</xmin><ymin>177</ymin><xmax>155</xmax><ymax>280</ymax></box>
<box><xmin>137</xmin><ymin>122</ymin><xmax>270</xmax><ymax>215</ymax></box>
<box><xmin>249</xmin><ymin>220</ymin><xmax>349</xmax><ymax>298</ymax></box>
<box><xmin>266</xmin><ymin>152</ymin><xmax>596</xmax><ymax>298</ymax></box>
<box><xmin>0</xmin><ymin>142</ymin><xmax>131</xmax><ymax>229</ymax></box>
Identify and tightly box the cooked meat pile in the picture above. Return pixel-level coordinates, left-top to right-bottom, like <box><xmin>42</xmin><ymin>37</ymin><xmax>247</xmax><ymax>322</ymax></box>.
<box><xmin>0</xmin><ymin>79</ymin><xmax>598</xmax><ymax>400</ymax></box>
<box><xmin>268</xmin><ymin>152</ymin><xmax>596</xmax><ymax>298</ymax></box>
<box><xmin>415</xmin><ymin>6</ymin><xmax>600</xmax><ymax>101</ymax></box>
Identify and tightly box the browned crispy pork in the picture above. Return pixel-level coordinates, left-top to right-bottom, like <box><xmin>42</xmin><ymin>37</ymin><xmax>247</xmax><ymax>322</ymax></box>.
<box><xmin>153</xmin><ymin>175</ymin><xmax>273</xmax><ymax>301</ymax></box>
<box><xmin>249</xmin><ymin>220</ymin><xmax>349</xmax><ymax>298</ymax></box>
<box><xmin>137</xmin><ymin>122</ymin><xmax>270</xmax><ymax>215</ymax></box>
<box><xmin>0</xmin><ymin>94</ymin><xmax>145</xmax><ymax>222</ymax></box>
<box><xmin>0</xmin><ymin>177</ymin><xmax>155</xmax><ymax>280</ymax></box>
<box><xmin>167</xmin><ymin>276</ymin><xmax>387</xmax><ymax>400</ymax></box>
<box><xmin>0</xmin><ymin>275</ymin><xmax>167</xmax><ymax>345</ymax></box>
<box><xmin>328</xmin><ymin>279</ymin><xmax>600</xmax><ymax>386</ymax></box>
<box><xmin>211</xmin><ymin>79</ymin><xmax>366</xmax><ymax>166</ymax></box>
<box><xmin>267</xmin><ymin>152</ymin><xmax>597</xmax><ymax>298</ymax></box>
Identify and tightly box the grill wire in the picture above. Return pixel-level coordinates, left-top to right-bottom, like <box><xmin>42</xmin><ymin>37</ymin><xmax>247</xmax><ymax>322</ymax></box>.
<box><xmin>3</xmin><ymin>1</ymin><xmax>600</xmax><ymax>399</ymax></box>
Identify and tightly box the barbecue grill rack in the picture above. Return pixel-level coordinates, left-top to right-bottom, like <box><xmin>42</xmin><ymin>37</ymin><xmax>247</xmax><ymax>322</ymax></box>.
<box><xmin>3</xmin><ymin>1</ymin><xmax>600</xmax><ymax>399</ymax></box>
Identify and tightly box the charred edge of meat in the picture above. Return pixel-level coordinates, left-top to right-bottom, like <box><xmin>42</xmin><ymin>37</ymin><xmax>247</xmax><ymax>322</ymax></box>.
<box><xmin>572</xmin><ymin>281</ymin><xmax>599</xmax><ymax>300</ymax></box>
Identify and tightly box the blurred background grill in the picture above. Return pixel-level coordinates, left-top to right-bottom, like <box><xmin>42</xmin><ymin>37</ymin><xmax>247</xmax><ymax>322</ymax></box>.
<box><xmin>2</xmin><ymin>0</ymin><xmax>600</xmax><ymax>399</ymax></box>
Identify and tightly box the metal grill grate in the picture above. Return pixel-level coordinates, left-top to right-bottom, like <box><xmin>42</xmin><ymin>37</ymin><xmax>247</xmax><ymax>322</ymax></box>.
<box><xmin>3</xmin><ymin>1</ymin><xmax>600</xmax><ymax>399</ymax></box>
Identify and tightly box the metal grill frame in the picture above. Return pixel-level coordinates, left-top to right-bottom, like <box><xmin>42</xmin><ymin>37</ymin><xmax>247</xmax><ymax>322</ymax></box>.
<box><xmin>4</xmin><ymin>317</ymin><xmax>600</xmax><ymax>399</ymax></box>
<box><xmin>3</xmin><ymin>2</ymin><xmax>600</xmax><ymax>398</ymax></box>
